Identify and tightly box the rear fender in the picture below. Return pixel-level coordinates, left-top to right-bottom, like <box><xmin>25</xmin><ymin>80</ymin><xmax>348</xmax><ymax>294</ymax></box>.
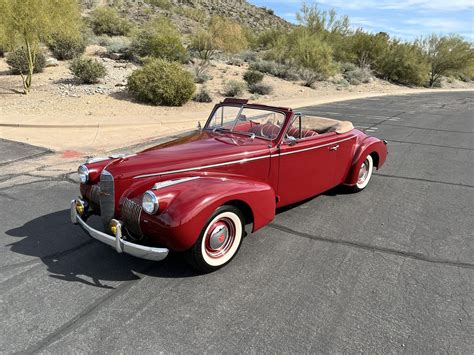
<box><xmin>345</xmin><ymin>136</ymin><xmax>387</xmax><ymax>186</ymax></box>
<box><xmin>140</xmin><ymin>176</ymin><xmax>276</xmax><ymax>251</ymax></box>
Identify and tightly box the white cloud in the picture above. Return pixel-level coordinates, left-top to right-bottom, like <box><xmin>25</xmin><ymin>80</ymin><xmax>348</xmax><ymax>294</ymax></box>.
<box><xmin>316</xmin><ymin>0</ymin><xmax>474</xmax><ymax>11</ymax></box>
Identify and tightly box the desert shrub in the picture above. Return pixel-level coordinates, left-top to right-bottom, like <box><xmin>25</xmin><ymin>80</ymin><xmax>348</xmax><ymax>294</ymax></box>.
<box><xmin>130</xmin><ymin>18</ymin><xmax>187</xmax><ymax>62</ymax></box>
<box><xmin>249</xmin><ymin>60</ymin><xmax>299</xmax><ymax>81</ymax></box>
<box><xmin>89</xmin><ymin>7</ymin><xmax>131</xmax><ymax>36</ymax></box>
<box><xmin>97</xmin><ymin>35</ymin><xmax>131</xmax><ymax>54</ymax></box>
<box><xmin>70</xmin><ymin>57</ymin><xmax>107</xmax><ymax>84</ymax></box>
<box><xmin>189</xmin><ymin>16</ymin><xmax>248</xmax><ymax>62</ymax></box>
<box><xmin>127</xmin><ymin>59</ymin><xmax>196</xmax><ymax>106</ymax></box>
<box><xmin>254</xmin><ymin>28</ymin><xmax>287</xmax><ymax>50</ymax></box>
<box><xmin>226</xmin><ymin>58</ymin><xmax>244</xmax><ymax>67</ymax></box>
<box><xmin>174</xmin><ymin>6</ymin><xmax>207</xmax><ymax>23</ymax></box>
<box><xmin>7</xmin><ymin>48</ymin><xmax>46</xmax><ymax>74</ymax></box>
<box><xmin>223</xmin><ymin>80</ymin><xmax>245</xmax><ymax>97</ymax></box>
<box><xmin>376</xmin><ymin>42</ymin><xmax>429</xmax><ymax>86</ymax></box>
<box><xmin>282</xmin><ymin>29</ymin><xmax>336</xmax><ymax>79</ymax></box>
<box><xmin>193</xmin><ymin>87</ymin><xmax>213</xmax><ymax>102</ymax></box>
<box><xmin>191</xmin><ymin>59</ymin><xmax>211</xmax><ymax>83</ymax></box>
<box><xmin>341</xmin><ymin>62</ymin><xmax>371</xmax><ymax>85</ymax></box>
<box><xmin>248</xmin><ymin>83</ymin><xmax>272</xmax><ymax>95</ymax></box>
<box><xmin>144</xmin><ymin>0</ymin><xmax>172</xmax><ymax>10</ymax></box>
<box><xmin>298</xmin><ymin>68</ymin><xmax>325</xmax><ymax>87</ymax></box>
<box><xmin>47</xmin><ymin>32</ymin><xmax>86</xmax><ymax>60</ymax></box>
<box><xmin>243</xmin><ymin>70</ymin><xmax>264</xmax><ymax>85</ymax></box>
<box><xmin>419</xmin><ymin>34</ymin><xmax>474</xmax><ymax>87</ymax></box>
<box><xmin>238</xmin><ymin>51</ymin><xmax>258</xmax><ymax>63</ymax></box>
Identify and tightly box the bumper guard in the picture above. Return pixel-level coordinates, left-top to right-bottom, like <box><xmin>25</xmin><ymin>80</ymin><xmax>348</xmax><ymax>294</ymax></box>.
<box><xmin>70</xmin><ymin>199</ymin><xmax>169</xmax><ymax>261</ymax></box>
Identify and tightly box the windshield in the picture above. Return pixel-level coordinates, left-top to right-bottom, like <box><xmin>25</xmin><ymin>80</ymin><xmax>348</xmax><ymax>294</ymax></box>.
<box><xmin>206</xmin><ymin>105</ymin><xmax>286</xmax><ymax>140</ymax></box>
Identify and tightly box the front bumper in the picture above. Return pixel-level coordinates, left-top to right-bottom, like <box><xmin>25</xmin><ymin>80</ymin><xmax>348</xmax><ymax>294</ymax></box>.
<box><xmin>70</xmin><ymin>199</ymin><xmax>169</xmax><ymax>261</ymax></box>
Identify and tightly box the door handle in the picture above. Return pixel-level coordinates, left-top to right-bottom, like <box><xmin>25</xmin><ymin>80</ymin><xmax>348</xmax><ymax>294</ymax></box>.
<box><xmin>329</xmin><ymin>145</ymin><xmax>339</xmax><ymax>151</ymax></box>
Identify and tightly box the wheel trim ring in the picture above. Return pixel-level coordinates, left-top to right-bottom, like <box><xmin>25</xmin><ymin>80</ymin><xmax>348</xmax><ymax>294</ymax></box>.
<box><xmin>204</xmin><ymin>218</ymin><xmax>236</xmax><ymax>259</ymax></box>
<box><xmin>358</xmin><ymin>160</ymin><xmax>369</xmax><ymax>184</ymax></box>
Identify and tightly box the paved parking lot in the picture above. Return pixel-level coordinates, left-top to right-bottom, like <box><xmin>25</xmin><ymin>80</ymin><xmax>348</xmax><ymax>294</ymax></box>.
<box><xmin>1</xmin><ymin>92</ymin><xmax>473</xmax><ymax>353</ymax></box>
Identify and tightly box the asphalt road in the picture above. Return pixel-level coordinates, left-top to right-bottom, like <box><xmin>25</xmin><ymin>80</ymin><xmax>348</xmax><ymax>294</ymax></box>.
<box><xmin>1</xmin><ymin>92</ymin><xmax>473</xmax><ymax>353</ymax></box>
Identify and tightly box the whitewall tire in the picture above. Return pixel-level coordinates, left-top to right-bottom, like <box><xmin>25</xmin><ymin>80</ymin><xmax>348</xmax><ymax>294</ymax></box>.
<box><xmin>351</xmin><ymin>154</ymin><xmax>374</xmax><ymax>192</ymax></box>
<box><xmin>186</xmin><ymin>206</ymin><xmax>244</xmax><ymax>273</ymax></box>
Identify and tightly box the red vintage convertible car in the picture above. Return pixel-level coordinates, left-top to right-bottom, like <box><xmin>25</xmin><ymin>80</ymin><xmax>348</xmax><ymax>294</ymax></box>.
<box><xmin>71</xmin><ymin>98</ymin><xmax>387</xmax><ymax>272</ymax></box>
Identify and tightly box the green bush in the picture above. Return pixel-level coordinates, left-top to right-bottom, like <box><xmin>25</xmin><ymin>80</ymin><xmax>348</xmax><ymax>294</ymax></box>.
<box><xmin>144</xmin><ymin>0</ymin><xmax>173</xmax><ymax>10</ymax></box>
<box><xmin>89</xmin><ymin>7</ymin><xmax>131</xmax><ymax>36</ymax></box>
<box><xmin>127</xmin><ymin>59</ymin><xmax>196</xmax><ymax>106</ymax></box>
<box><xmin>6</xmin><ymin>48</ymin><xmax>46</xmax><ymax>74</ymax></box>
<box><xmin>70</xmin><ymin>57</ymin><xmax>107</xmax><ymax>84</ymax></box>
<box><xmin>376</xmin><ymin>42</ymin><xmax>429</xmax><ymax>86</ymax></box>
<box><xmin>243</xmin><ymin>70</ymin><xmax>264</xmax><ymax>85</ymax></box>
<box><xmin>48</xmin><ymin>32</ymin><xmax>86</xmax><ymax>60</ymax></box>
<box><xmin>193</xmin><ymin>87</ymin><xmax>213</xmax><ymax>102</ymax></box>
<box><xmin>223</xmin><ymin>80</ymin><xmax>245</xmax><ymax>97</ymax></box>
<box><xmin>130</xmin><ymin>18</ymin><xmax>187</xmax><ymax>62</ymax></box>
<box><xmin>248</xmin><ymin>83</ymin><xmax>272</xmax><ymax>95</ymax></box>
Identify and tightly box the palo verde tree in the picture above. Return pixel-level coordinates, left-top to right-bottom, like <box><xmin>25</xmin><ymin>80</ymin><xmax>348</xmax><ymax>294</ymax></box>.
<box><xmin>0</xmin><ymin>0</ymin><xmax>82</xmax><ymax>94</ymax></box>
<box><xmin>419</xmin><ymin>34</ymin><xmax>474</xmax><ymax>87</ymax></box>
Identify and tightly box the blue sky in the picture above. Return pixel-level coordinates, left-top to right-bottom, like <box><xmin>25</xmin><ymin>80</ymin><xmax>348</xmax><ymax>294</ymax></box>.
<box><xmin>248</xmin><ymin>0</ymin><xmax>474</xmax><ymax>41</ymax></box>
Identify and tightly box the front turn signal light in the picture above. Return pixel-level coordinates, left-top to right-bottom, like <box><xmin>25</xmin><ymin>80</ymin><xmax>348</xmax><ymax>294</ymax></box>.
<box><xmin>75</xmin><ymin>200</ymin><xmax>85</xmax><ymax>216</ymax></box>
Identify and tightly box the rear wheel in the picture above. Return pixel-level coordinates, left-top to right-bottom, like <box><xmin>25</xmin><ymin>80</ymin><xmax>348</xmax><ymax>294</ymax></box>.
<box><xmin>349</xmin><ymin>154</ymin><xmax>374</xmax><ymax>192</ymax></box>
<box><xmin>186</xmin><ymin>205</ymin><xmax>244</xmax><ymax>273</ymax></box>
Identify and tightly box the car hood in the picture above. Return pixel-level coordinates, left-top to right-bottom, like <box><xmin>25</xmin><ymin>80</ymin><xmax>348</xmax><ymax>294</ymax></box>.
<box><xmin>104</xmin><ymin>131</ymin><xmax>271</xmax><ymax>180</ymax></box>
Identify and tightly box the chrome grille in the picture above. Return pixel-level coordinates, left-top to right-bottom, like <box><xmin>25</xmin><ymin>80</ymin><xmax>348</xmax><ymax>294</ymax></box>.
<box><xmin>121</xmin><ymin>198</ymin><xmax>143</xmax><ymax>238</ymax></box>
<box><xmin>99</xmin><ymin>170</ymin><xmax>114</xmax><ymax>227</ymax></box>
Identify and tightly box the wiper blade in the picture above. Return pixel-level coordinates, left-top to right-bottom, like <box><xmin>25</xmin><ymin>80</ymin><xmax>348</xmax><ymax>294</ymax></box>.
<box><xmin>212</xmin><ymin>127</ymin><xmax>230</xmax><ymax>133</ymax></box>
<box><xmin>229</xmin><ymin>130</ymin><xmax>256</xmax><ymax>139</ymax></box>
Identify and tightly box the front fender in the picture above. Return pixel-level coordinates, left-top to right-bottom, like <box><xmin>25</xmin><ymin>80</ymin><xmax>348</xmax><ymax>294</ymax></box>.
<box><xmin>345</xmin><ymin>137</ymin><xmax>387</xmax><ymax>186</ymax></box>
<box><xmin>140</xmin><ymin>176</ymin><xmax>276</xmax><ymax>251</ymax></box>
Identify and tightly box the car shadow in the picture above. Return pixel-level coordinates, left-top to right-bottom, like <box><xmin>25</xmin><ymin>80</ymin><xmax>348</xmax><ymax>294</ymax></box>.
<box><xmin>276</xmin><ymin>185</ymin><xmax>353</xmax><ymax>215</ymax></box>
<box><xmin>5</xmin><ymin>210</ymin><xmax>198</xmax><ymax>289</ymax></box>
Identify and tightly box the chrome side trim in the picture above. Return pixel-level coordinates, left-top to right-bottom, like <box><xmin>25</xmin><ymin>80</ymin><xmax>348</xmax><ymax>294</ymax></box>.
<box><xmin>276</xmin><ymin>136</ymin><xmax>355</xmax><ymax>157</ymax></box>
<box><xmin>152</xmin><ymin>176</ymin><xmax>201</xmax><ymax>190</ymax></box>
<box><xmin>71</xmin><ymin>200</ymin><xmax>169</xmax><ymax>261</ymax></box>
<box><xmin>134</xmin><ymin>155</ymin><xmax>270</xmax><ymax>179</ymax></box>
<box><xmin>133</xmin><ymin>136</ymin><xmax>356</xmax><ymax>179</ymax></box>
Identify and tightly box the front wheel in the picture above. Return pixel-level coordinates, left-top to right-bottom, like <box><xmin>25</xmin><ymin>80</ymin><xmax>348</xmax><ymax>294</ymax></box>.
<box><xmin>349</xmin><ymin>154</ymin><xmax>374</xmax><ymax>192</ymax></box>
<box><xmin>186</xmin><ymin>205</ymin><xmax>244</xmax><ymax>273</ymax></box>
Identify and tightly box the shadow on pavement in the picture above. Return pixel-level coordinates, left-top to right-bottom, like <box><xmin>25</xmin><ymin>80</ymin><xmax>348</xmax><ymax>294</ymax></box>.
<box><xmin>6</xmin><ymin>210</ymin><xmax>198</xmax><ymax>289</ymax></box>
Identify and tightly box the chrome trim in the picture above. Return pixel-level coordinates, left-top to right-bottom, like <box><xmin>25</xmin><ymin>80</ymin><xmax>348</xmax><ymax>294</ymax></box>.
<box><xmin>71</xmin><ymin>200</ymin><xmax>169</xmax><ymax>261</ymax></box>
<box><xmin>142</xmin><ymin>190</ymin><xmax>159</xmax><ymax>215</ymax></box>
<box><xmin>78</xmin><ymin>164</ymin><xmax>89</xmax><ymax>183</ymax></box>
<box><xmin>133</xmin><ymin>136</ymin><xmax>356</xmax><ymax>179</ymax></box>
<box><xmin>133</xmin><ymin>154</ymin><xmax>270</xmax><ymax>179</ymax></box>
<box><xmin>86</xmin><ymin>156</ymin><xmax>109</xmax><ymax>164</ymax></box>
<box><xmin>152</xmin><ymin>176</ymin><xmax>200</xmax><ymax>190</ymax></box>
<box><xmin>276</xmin><ymin>136</ymin><xmax>355</xmax><ymax>157</ymax></box>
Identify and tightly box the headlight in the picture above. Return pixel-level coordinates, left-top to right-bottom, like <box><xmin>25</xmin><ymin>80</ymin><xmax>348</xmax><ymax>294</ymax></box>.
<box><xmin>142</xmin><ymin>190</ymin><xmax>159</xmax><ymax>214</ymax></box>
<box><xmin>78</xmin><ymin>165</ymin><xmax>89</xmax><ymax>184</ymax></box>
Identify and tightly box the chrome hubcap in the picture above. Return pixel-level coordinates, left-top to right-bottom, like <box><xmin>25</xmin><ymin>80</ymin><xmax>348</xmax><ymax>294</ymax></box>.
<box><xmin>205</xmin><ymin>218</ymin><xmax>235</xmax><ymax>258</ymax></box>
<box><xmin>358</xmin><ymin>160</ymin><xmax>369</xmax><ymax>184</ymax></box>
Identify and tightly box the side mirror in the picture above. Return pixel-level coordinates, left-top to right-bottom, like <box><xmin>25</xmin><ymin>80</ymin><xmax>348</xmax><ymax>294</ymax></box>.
<box><xmin>197</xmin><ymin>121</ymin><xmax>202</xmax><ymax>131</ymax></box>
<box><xmin>286</xmin><ymin>136</ymin><xmax>297</xmax><ymax>146</ymax></box>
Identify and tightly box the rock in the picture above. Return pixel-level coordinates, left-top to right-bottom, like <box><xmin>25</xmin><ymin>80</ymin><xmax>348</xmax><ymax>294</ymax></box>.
<box><xmin>45</xmin><ymin>57</ymin><xmax>59</xmax><ymax>67</ymax></box>
<box><xmin>109</xmin><ymin>52</ymin><xmax>125</xmax><ymax>61</ymax></box>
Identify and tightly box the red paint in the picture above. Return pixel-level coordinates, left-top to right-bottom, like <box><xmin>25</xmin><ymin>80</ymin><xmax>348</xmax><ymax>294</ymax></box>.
<box><xmin>79</xmin><ymin>101</ymin><xmax>387</xmax><ymax>252</ymax></box>
<box><xmin>62</xmin><ymin>150</ymin><xmax>83</xmax><ymax>158</ymax></box>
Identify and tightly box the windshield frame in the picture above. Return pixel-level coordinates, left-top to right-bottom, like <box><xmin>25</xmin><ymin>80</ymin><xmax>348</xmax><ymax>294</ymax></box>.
<box><xmin>203</xmin><ymin>104</ymin><xmax>289</xmax><ymax>142</ymax></box>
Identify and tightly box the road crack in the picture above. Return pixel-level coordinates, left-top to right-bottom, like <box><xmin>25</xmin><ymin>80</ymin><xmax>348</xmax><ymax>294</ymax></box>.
<box><xmin>269</xmin><ymin>223</ymin><xmax>474</xmax><ymax>270</ymax></box>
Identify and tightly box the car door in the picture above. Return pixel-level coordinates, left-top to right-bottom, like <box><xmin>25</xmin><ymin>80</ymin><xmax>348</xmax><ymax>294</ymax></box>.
<box><xmin>276</xmin><ymin>132</ymin><xmax>343</xmax><ymax>206</ymax></box>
